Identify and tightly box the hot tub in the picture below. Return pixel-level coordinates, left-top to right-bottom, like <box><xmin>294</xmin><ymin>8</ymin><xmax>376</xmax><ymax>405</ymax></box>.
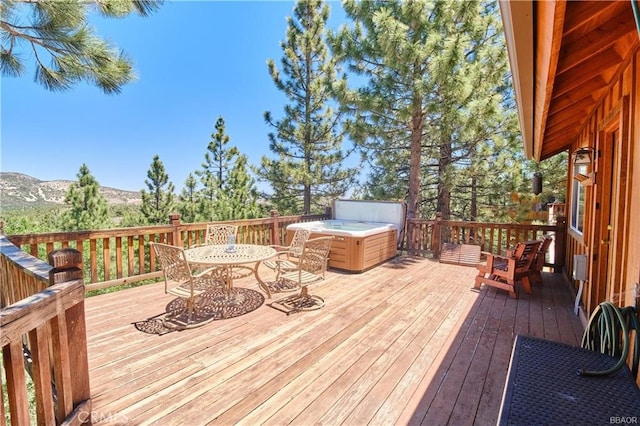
<box><xmin>287</xmin><ymin>200</ymin><xmax>405</xmax><ymax>273</ymax></box>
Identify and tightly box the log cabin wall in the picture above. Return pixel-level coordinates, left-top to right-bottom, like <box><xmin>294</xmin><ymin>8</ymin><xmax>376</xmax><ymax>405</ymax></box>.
<box><xmin>567</xmin><ymin>48</ymin><xmax>639</xmax><ymax>314</ymax></box>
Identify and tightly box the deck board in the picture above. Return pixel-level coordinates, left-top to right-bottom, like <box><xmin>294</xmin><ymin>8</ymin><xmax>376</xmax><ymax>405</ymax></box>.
<box><xmin>85</xmin><ymin>256</ymin><xmax>583</xmax><ymax>425</ymax></box>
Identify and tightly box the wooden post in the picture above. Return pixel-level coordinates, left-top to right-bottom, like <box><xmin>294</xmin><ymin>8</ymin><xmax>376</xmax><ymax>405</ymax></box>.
<box><xmin>47</xmin><ymin>249</ymin><xmax>91</xmax><ymax>419</ymax></box>
<box><xmin>169</xmin><ymin>213</ymin><xmax>182</xmax><ymax>247</ymax></box>
<box><xmin>433</xmin><ymin>213</ymin><xmax>443</xmax><ymax>259</ymax></box>
<box><xmin>325</xmin><ymin>206</ymin><xmax>332</xmax><ymax>219</ymax></box>
<box><xmin>48</xmin><ymin>248</ymin><xmax>83</xmax><ymax>284</ymax></box>
<box><xmin>270</xmin><ymin>210</ymin><xmax>280</xmax><ymax>246</ymax></box>
<box><xmin>554</xmin><ymin>215</ymin><xmax>567</xmax><ymax>273</ymax></box>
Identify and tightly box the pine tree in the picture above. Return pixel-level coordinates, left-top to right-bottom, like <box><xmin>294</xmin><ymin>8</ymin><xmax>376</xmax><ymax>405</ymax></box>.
<box><xmin>140</xmin><ymin>154</ymin><xmax>175</xmax><ymax>225</ymax></box>
<box><xmin>0</xmin><ymin>0</ymin><xmax>163</xmax><ymax>93</ymax></box>
<box><xmin>60</xmin><ymin>164</ymin><xmax>109</xmax><ymax>231</ymax></box>
<box><xmin>177</xmin><ymin>173</ymin><xmax>199</xmax><ymax>223</ymax></box>
<box><xmin>330</xmin><ymin>0</ymin><xmax>518</xmax><ymax>221</ymax></box>
<box><xmin>196</xmin><ymin>117</ymin><xmax>238</xmax><ymax>221</ymax></box>
<box><xmin>195</xmin><ymin>116</ymin><xmax>262</xmax><ymax>221</ymax></box>
<box><xmin>256</xmin><ymin>0</ymin><xmax>357</xmax><ymax>215</ymax></box>
<box><xmin>218</xmin><ymin>154</ymin><xmax>263</xmax><ymax>220</ymax></box>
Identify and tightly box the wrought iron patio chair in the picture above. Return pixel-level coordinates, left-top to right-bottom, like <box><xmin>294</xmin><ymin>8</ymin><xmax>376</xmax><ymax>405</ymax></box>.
<box><xmin>268</xmin><ymin>236</ymin><xmax>332</xmax><ymax>314</ymax></box>
<box><xmin>150</xmin><ymin>242</ymin><xmax>223</xmax><ymax>329</ymax></box>
<box><xmin>202</xmin><ymin>224</ymin><xmax>239</xmax><ymax>246</ymax></box>
<box><xmin>190</xmin><ymin>223</ymin><xmax>240</xmax><ymax>277</ymax></box>
<box><xmin>263</xmin><ymin>229</ymin><xmax>311</xmax><ymax>281</ymax></box>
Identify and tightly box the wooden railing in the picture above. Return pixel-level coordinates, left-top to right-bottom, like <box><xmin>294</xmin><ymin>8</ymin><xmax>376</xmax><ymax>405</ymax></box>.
<box><xmin>406</xmin><ymin>214</ymin><xmax>567</xmax><ymax>271</ymax></box>
<box><xmin>5</xmin><ymin>210</ymin><xmax>330</xmax><ymax>293</ymax></box>
<box><xmin>4</xmin><ymin>208</ymin><xmax>569</xmax><ymax>295</ymax></box>
<box><xmin>0</xmin><ymin>236</ymin><xmax>91</xmax><ymax>425</ymax></box>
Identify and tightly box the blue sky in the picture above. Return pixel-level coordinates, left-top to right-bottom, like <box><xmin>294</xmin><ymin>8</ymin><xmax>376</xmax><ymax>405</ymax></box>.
<box><xmin>2</xmin><ymin>1</ymin><xmax>351</xmax><ymax>193</ymax></box>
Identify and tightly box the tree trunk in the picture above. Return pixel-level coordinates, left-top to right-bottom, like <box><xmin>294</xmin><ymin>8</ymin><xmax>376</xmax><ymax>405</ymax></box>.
<box><xmin>407</xmin><ymin>100</ymin><xmax>423</xmax><ymax>221</ymax></box>
<box><xmin>471</xmin><ymin>175</ymin><xmax>477</xmax><ymax>221</ymax></box>
<box><xmin>438</xmin><ymin>140</ymin><xmax>452</xmax><ymax>221</ymax></box>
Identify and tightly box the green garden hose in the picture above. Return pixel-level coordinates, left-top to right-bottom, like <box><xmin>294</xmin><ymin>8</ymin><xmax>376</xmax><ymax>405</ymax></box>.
<box><xmin>579</xmin><ymin>301</ymin><xmax>639</xmax><ymax>377</ymax></box>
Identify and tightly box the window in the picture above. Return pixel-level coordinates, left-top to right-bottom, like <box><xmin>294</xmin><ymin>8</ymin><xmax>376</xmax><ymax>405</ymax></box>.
<box><xmin>571</xmin><ymin>164</ymin><xmax>587</xmax><ymax>233</ymax></box>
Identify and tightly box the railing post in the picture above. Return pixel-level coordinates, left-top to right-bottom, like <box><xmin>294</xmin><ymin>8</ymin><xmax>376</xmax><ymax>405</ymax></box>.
<box><xmin>169</xmin><ymin>213</ymin><xmax>182</xmax><ymax>247</ymax></box>
<box><xmin>325</xmin><ymin>206</ymin><xmax>332</xmax><ymax>219</ymax></box>
<box><xmin>48</xmin><ymin>248</ymin><xmax>91</xmax><ymax>420</ymax></box>
<box><xmin>433</xmin><ymin>213</ymin><xmax>442</xmax><ymax>259</ymax></box>
<box><xmin>554</xmin><ymin>215</ymin><xmax>567</xmax><ymax>273</ymax></box>
<box><xmin>270</xmin><ymin>209</ymin><xmax>280</xmax><ymax>246</ymax></box>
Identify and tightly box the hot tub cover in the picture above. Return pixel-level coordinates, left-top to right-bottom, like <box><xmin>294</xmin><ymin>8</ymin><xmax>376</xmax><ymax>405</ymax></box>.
<box><xmin>333</xmin><ymin>199</ymin><xmax>405</xmax><ymax>231</ymax></box>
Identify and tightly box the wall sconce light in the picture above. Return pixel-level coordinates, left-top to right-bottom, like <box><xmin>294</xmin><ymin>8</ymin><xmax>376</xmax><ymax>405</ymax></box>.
<box><xmin>573</xmin><ymin>147</ymin><xmax>595</xmax><ymax>186</ymax></box>
<box><xmin>573</xmin><ymin>147</ymin><xmax>594</xmax><ymax>165</ymax></box>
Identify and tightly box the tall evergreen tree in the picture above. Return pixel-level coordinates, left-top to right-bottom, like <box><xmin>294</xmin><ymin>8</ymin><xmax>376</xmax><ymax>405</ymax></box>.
<box><xmin>196</xmin><ymin>116</ymin><xmax>239</xmax><ymax>221</ymax></box>
<box><xmin>196</xmin><ymin>116</ymin><xmax>262</xmax><ymax>221</ymax></box>
<box><xmin>218</xmin><ymin>154</ymin><xmax>263</xmax><ymax>220</ymax></box>
<box><xmin>60</xmin><ymin>164</ymin><xmax>109</xmax><ymax>230</ymax></box>
<box><xmin>256</xmin><ymin>0</ymin><xmax>357</xmax><ymax>215</ymax></box>
<box><xmin>0</xmin><ymin>0</ymin><xmax>163</xmax><ymax>93</ymax></box>
<box><xmin>140</xmin><ymin>154</ymin><xmax>175</xmax><ymax>225</ymax></box>
<box><xmin>177</xmin><ymin>173</ymin><xmax>199</xmax><ymax>223</ymax></box>
<box><xmin>330</xmin><ymin>0</ymin><xmax>518</xmax><ymax>221</ymax></box>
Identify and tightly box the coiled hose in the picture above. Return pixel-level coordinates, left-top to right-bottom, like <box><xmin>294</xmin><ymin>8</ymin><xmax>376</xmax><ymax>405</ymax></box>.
<box><xmin>579</xmin><ymin>301</ymin><xmax>639</xmax><ymax>377</ymax></box>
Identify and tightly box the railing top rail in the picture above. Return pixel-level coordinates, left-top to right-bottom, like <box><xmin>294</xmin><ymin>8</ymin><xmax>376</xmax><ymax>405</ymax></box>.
<box><xmin>0</xmin><ymin>279</ymin><xmax>84</xmax><ymax>340</ymax></box>
<box><xmin>6</xmin><ymin>213</ymin><xmax>332</xmax><ymax>243</ymax></box>
<box><xmin>1</xmin><ymin>235</ymin><xmax>51</xmax><ymax>281</ymax></box>
<box><xmin>438</xmin><ymin>220</ymin><xmax>561</xmax><ymax>232</ymax></box>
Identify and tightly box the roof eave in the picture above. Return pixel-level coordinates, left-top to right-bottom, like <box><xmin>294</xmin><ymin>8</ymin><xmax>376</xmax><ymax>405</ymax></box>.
<box><xmin>499</xmin><ymin>0</ymin><xmax>535</xmax><ymax>159</ymax></box>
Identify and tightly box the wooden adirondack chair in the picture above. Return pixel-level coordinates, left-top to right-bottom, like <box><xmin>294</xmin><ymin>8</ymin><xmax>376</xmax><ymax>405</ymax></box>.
<box><xmin>474</xmin><ymin>239</ymin><xmax>543</xmax><ymax>298</ymax></box>
<box><xmin>530</xmin><ymin>235</ymin><xmax>553</xmax><ymax>285</ymax></box>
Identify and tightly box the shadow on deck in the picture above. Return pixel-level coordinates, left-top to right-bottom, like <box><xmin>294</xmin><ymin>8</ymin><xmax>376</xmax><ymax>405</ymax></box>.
<box><xmin>84</xmin><ymin>256</ymin><xmax>583</xmax><ymax>425</ymax></box>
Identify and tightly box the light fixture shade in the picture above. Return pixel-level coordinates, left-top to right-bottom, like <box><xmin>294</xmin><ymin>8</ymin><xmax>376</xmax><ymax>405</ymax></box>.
<box><xmin>573</xmin><ymin>147</ymin><xmax>593</xmax><ymax>165</ymax></box>
<box><xmin>532</xmin><ymin>173</ymin><xmax>542</xmax><ymax>195</ymax></box>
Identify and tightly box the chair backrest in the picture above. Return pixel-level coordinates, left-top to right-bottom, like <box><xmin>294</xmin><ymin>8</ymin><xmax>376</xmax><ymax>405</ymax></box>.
<box><xmin>204</xmin><ymin>224</ymin><xmax>238</xmax><ymax>245</ymax></box>
<box><xmin>512</xmin><ymin>240</ymin><xmax>542</xmax><ymax>272</ymax></box>
<box><xmin>299</xmin><ymin>236</ymin><xmax>333</xmax><ymax>275</ymax></box>
<box><xmin>532</xmin><ymin>235</ymin><xmax>553</xmax><ymax>272</ymax></box>
<box><xmin>150</xmin><ymin>242</ymin><xmax>192</xmax><ymax>291</ymax></box>
<box><xmin>288</xmin><ymin>229</ymin><xmax>311</xmax><ymax>257</ymax></box>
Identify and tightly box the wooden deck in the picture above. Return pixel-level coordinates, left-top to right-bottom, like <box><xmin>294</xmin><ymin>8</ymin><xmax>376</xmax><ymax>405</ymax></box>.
<box><xmin>85</xmin><ymin>255</ymin><xmax>584</xmax><ymax>425</ymax></box>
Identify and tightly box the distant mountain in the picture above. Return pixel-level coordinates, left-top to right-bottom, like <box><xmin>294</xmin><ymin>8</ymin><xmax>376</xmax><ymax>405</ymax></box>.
<box><xmin>0</xmin><ymin>172</ymin><xmax>142</xmax><ymax>210</ymax></box>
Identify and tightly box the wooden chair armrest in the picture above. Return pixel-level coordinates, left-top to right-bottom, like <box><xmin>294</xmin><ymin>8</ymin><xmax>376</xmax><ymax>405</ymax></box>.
<box><xmin>486</xmin><ymin>253</ymin><xmax>513</xmax><ymax>262</ymax></box>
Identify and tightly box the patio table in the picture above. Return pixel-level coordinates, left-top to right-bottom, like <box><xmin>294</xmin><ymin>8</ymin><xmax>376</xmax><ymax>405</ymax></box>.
<box><xmin>499</xmin><ymin>335</ymin><xmax>640</xmax><ymax>425</ymax></box>
<box><xmin>185</xmin><ymin>244</ymin><xmax>277</xmax><ymax>298</ymax></box>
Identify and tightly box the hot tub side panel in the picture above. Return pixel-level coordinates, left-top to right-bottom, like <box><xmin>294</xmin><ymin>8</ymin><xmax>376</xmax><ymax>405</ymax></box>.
<box><xmin>361</xmin><ymin>229</ymin><xmax>398</xmax><ymax>271</ymax></box>
<box><xmin>286</xmin><ymin>229</ymin><xmax>397</xmax><ymax>273</ymax></box>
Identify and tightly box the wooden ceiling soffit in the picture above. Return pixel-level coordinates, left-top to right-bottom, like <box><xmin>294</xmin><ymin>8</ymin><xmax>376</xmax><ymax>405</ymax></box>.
<box><xmin>547</xmin><ymin>95</ymin><xmax>598</xmax><ymax>120</ymax></box>
<box><xmin>545</xmin><ymin>120</ymin><xmax>583</xmax><ymax>140</ymax></box>
<box><xmin>541</xmin><ymin>141</ymin><xmax>571</xmax><ymax>160</ymax></box>
<box><xmin>546</xmin><ymin>75</ymin><xmax>608</xmax><ymax>128</ymax></box>
<box><xmin>545</xmin><ymin>100</ymin><xmax>594</xmax><ymax>129</ymax></box>
<box><xmin>551</xmin><ymin>50</ymin><xmax>621</xmax><ymax>98</ymax></box>
<box><xmin>556</xmin><ymin>14</ymin><xmax>637</xmax><ymax>75</ymax></box>
<box><xmin>562</xmin><ymin>1</ymin><xmax>630</xmax><ymax>43</ymax></box>
<box><xmin>533</xmin><ymin>0</ymin><xmax>566</xmax><ymax>162</ymax></box>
